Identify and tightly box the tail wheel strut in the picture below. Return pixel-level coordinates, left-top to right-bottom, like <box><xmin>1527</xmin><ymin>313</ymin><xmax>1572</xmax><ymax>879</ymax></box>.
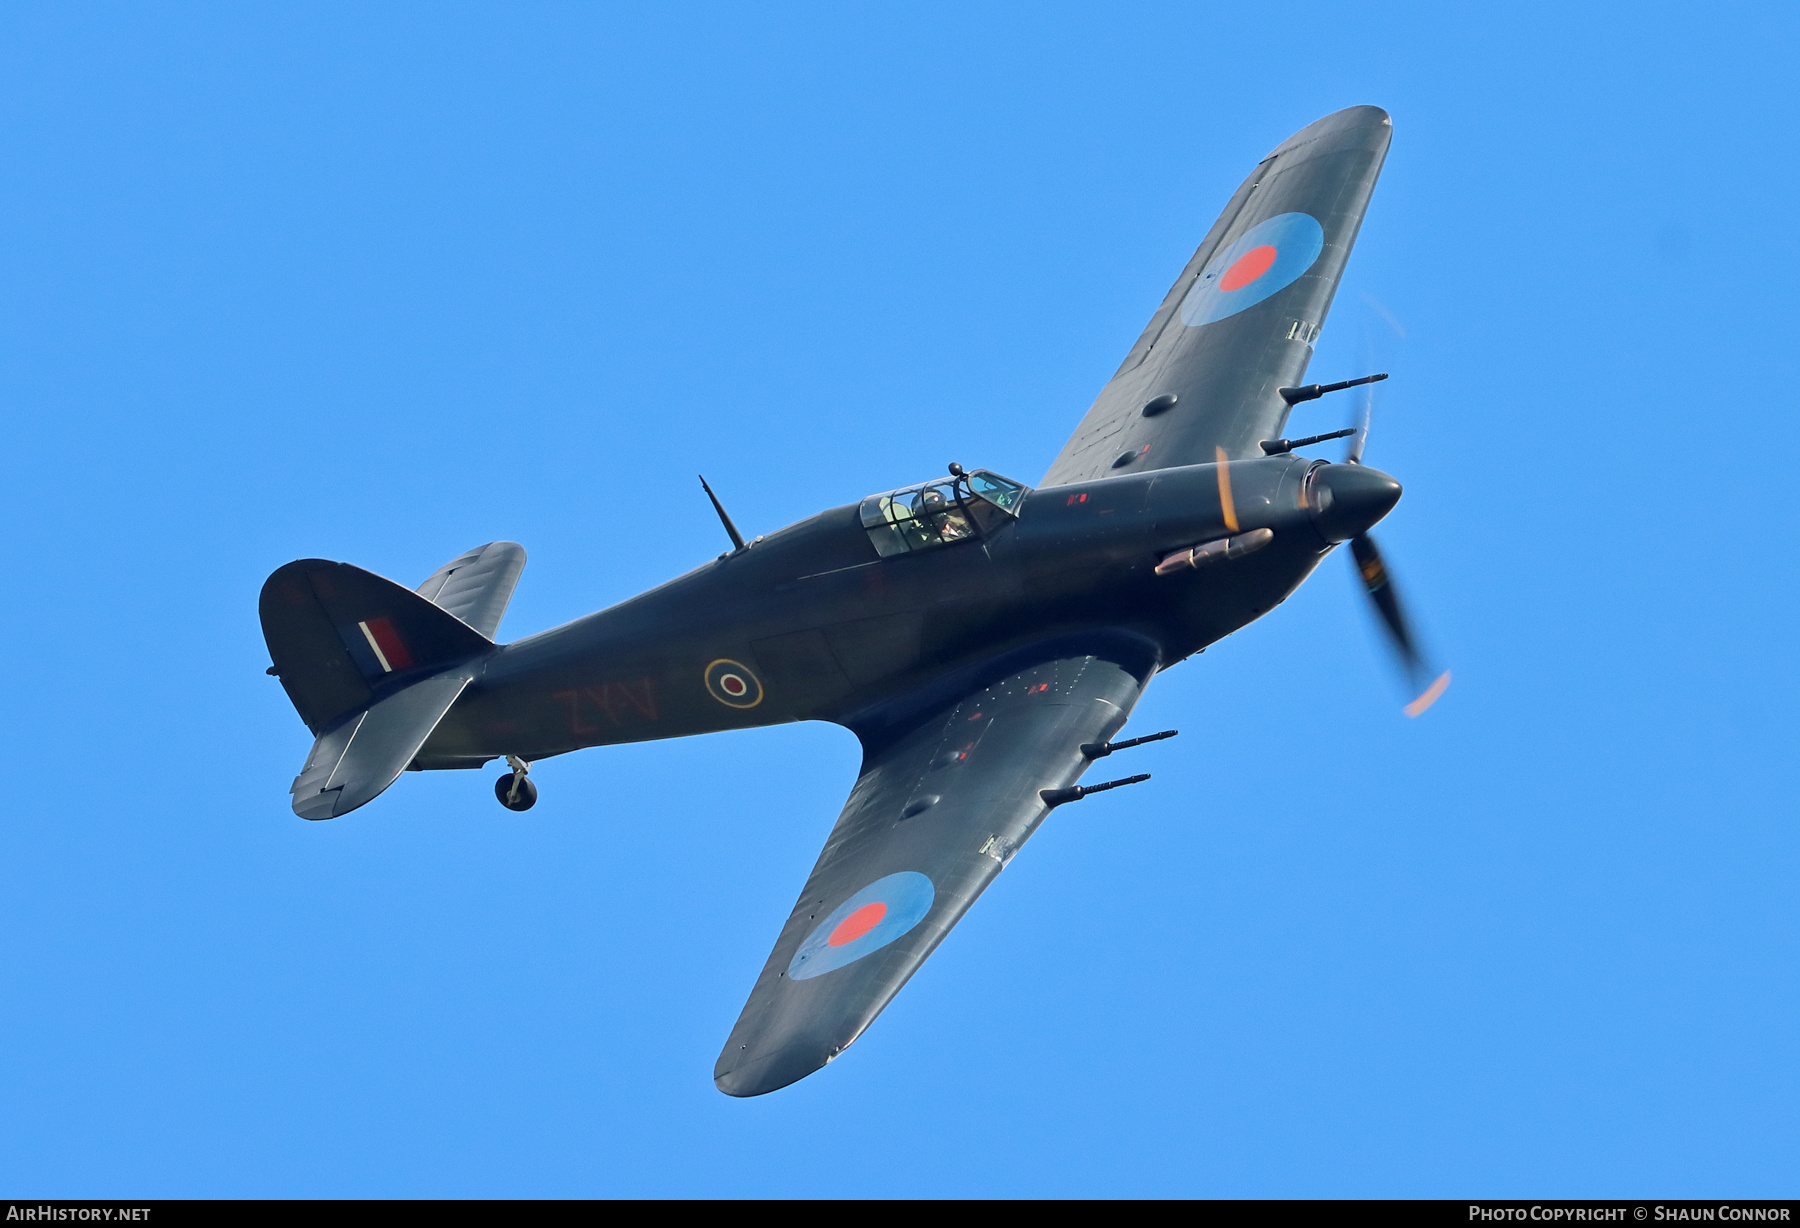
<box><xmin>495</xmin><ymin>754</ymin><xmax>538</xmax><ymax>812</ymax></box>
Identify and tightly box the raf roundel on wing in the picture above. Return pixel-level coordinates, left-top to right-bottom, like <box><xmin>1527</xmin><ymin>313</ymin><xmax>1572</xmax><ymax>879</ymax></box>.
<box><xmin>788</xmin><ymin>871</ymin><xmax>935</xmax><ymax>981</ymax></box>
<box><xmin>1178</xmin><ymin>212</ymin><xmax>1325</xmax><ymax>328</ymax></box>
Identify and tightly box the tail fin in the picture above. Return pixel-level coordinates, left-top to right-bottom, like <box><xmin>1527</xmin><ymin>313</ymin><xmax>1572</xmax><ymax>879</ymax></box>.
<box><xmin>261</xmin><ymin>559</ymin><xmax>495</xmax><ymax>736</ymax></box>
<box><xmin>262</xmin><ymin>556</ymin><xmax>510</xmax><ymax>819</ymax></box>
<box><xmin>415</xmin><ymin>541</ymin><xmax>526</xmax><ymax>639</ymax></box>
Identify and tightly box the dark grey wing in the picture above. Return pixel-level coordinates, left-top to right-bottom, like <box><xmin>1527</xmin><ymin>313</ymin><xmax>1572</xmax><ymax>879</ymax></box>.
<box><xmin>1042</xmin><ymin>105</ymin><xmax>1392</xmax><ymax>485</ymax></box>
<box><xmin>714</xmin><ymin>645</ymin><xmax>1157</xmax><ymax>1096</ymax></box>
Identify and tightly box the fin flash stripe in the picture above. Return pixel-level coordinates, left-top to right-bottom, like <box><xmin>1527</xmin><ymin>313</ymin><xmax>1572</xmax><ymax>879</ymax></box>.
<box><xmin>358</xmin><ymin>618</ymin><xmax>414</xmax><ymax>673</ymax></box>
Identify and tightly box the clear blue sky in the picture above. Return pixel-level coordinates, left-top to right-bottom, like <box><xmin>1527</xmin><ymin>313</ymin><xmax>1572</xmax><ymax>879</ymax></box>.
<box><xmin>2</xmin><ymin>1</ymin><xmax>1795</xmax><ymax>1198</ymax></box>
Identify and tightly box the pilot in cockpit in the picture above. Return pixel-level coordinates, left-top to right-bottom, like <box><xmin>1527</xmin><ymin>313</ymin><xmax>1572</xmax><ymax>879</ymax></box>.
<box><xmin>914</xmin><ymin>487</ymin><xmax>972</xmax><ymax>542</ymax></box>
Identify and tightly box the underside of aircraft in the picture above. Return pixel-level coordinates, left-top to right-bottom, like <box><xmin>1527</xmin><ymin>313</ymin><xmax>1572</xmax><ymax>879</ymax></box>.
<box><xmin>261</xmin><ymin>104</ymin><xmax>1445</xmax><ymax>1096</ymax></box>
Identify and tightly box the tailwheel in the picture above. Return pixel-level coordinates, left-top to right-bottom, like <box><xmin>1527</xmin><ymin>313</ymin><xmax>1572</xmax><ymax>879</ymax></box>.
<box><xmin>495</xmin><ymin>755</ymin><xmax>537</xmax><ymax>811</ymax></box>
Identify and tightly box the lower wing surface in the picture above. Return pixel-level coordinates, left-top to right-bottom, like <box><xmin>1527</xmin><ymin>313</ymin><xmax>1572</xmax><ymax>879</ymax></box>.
<box><xmin>715</xmin><ymin>645</ymin><xmax>1157</xmax><ymax>1096</ymax></box>
<box><xmin>1041</xmin><ymin>105</ymin><xmax>1391</xmax><ymax>484</ymax></box>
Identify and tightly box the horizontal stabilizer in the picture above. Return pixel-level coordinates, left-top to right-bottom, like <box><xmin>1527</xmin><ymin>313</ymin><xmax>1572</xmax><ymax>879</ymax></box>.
<box><xmin>415</xmin><ymin>542</ymin><xmax>526</xmax><ymax>640</ymax></box>
<box><xmin>291</xmin><ymin>668</ymin><xmax>474</xmax><ymax>820</ymax></box>
<box><xmin>261</xmin><ymin>559</ymin><xmax>496</xmax><ymax>734</ymax></box>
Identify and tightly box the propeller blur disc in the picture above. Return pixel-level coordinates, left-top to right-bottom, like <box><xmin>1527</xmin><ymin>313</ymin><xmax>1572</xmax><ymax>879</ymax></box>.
<box><xmin>1349</xmin><ymin>532</ymin><xmax>1449</xmax><ymax>716</ymax></box>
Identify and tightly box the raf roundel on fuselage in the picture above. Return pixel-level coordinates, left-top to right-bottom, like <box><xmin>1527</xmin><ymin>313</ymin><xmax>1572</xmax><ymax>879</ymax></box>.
<box><xmin>1178</xmin><ymin>211</ymin><xmax>1325</xmax><ymax>327</ymax></box>
<box><xmin>705</xmin><ymin>658</ymin><xmax>764</xmax><ymax>709</ymax></box>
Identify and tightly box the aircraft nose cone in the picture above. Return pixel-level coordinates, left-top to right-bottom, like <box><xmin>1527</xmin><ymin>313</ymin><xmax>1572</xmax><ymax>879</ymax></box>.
<box><xmin>1309</xmin><ymin>463</ymin><xmax>1402</xmax><ymax>542</ymax></box>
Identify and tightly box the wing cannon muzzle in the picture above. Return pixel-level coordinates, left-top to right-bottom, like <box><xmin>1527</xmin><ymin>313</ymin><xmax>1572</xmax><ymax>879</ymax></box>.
<box><xmin>1040</xmin><ymin>773</ymin><xmax>1150</xmax><ymax>806</ymax></box>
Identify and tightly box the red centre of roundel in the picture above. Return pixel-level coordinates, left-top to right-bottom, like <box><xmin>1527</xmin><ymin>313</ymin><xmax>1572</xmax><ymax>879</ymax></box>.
<box><xmin>828</xmin><ymin>901</ymin><xmax>887</xmax><ymax>946</ymax></box>
<box><xmin>722</xmin><ymin>674</ymin><xmax>746</xmax><ymax>695</ymax></box>
<box><xmin>1219</xmin><ymin>244</ymin><xmax>1278</xmax><ymax>292</ymax></box>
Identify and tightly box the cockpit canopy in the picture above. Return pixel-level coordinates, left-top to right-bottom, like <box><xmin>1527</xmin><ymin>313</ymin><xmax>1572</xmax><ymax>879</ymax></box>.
<box><xmin>858</xmin><ymin>469</ymin><xmax>1028</xmax><ymax>557</ymax></box>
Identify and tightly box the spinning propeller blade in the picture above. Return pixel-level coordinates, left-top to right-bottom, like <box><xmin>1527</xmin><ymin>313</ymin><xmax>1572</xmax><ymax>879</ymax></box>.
<box><xmin>1346</xmin><ymin>296</ymin><xmax>1400</xmax><ymax>466</ymax></box>
<box><xmin>1348</xmin><ymin>532</ymin><xmax>1449</xmax><ymax>717</ymax></box>
<box><xmin>1328</xmin><ymin>330</ymin><xmax>1448</xmax><ymax>716</ymax></box>
<box><xmin>1345</xmin><ymin>389</ymin><xmax>1373</xmax><ymax>465</ymax></box>
<box><xmin>1214</xmin><ymin>446</ymin><xmax>1239</xmax><ymax>531</ymax></box>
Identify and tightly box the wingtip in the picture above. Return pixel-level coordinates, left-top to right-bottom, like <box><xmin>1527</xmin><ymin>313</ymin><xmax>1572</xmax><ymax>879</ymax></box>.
<box><xmin>714</xmin><ymin>1018</ymin><xmax>863</xmax><ymax>1096</ymax></box>
<box><xmin>713</xmin><ymin>1049</ymin><xmax>828</xmax><ymax>1098</ymax></box>
<box><xmin>1267</xmin><ymin>105</ymin><xmax>1393</xmax><ymax>159</ymax></box>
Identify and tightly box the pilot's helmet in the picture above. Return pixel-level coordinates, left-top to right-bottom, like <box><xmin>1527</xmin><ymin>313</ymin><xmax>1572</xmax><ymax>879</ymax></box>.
<box><xmin>916</xmin><ymin>488</ymin><xmax>949</xmax><ymax>515</ymax></box>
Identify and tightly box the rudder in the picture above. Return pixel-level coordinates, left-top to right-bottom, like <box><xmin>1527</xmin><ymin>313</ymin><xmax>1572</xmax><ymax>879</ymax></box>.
<box><xmin>261</xmin><ymin>559</ymin><xmax>495</xmax><ymax>736</ymax></box>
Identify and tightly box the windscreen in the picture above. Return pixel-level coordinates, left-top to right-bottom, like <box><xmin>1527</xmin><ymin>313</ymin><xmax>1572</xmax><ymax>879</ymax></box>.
<box><xmin>858</xmin><ymin>470</ymin><xmax>1028</xmax><ymax>557</ymax></box>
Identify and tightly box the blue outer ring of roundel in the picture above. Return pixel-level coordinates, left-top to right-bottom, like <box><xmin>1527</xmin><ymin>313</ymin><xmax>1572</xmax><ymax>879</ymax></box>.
<box><xmin>1178</xmin><ymin>212</ymin><xmax>1325</xmax><ymax>328</ymax></box>
<box><xmin>787</xmin><ymin>871</ymin><xmax>935</xmax><ymax>981</ymax></box>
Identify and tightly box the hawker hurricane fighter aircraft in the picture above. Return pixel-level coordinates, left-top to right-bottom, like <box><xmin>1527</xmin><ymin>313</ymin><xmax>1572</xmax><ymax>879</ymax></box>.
<box><xmin>261</xmin><ymin>105</ymin><xmax>1444</xmax><ymax>1096</ymax></box>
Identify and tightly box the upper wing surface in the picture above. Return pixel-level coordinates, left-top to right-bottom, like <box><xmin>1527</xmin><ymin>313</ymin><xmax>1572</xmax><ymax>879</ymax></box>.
<box><xmin>1042</xmin><ymin>105</ymin><xmax>1392</xmax><ymax>486</ymax></box>
<box><xmin>714</xmin><ymin>644</ymin><xmax>1157</xmax><ymax>1096</ymax></box>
